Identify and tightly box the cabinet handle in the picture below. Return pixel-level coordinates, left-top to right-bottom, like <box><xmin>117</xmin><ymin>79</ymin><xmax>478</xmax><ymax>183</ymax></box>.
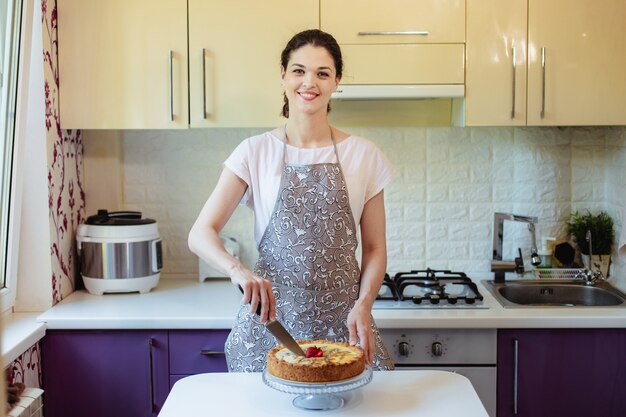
<box><xmin>169</xmin><ymin>50</ymin><xmax>174</xmax><ymax>122</ymax></box>
<box><xmin>200</xmin><ymin>350</ymin><xmax>225</xmax><ymax>356</ymax></box>
<box><xmin>148</xmin><ymin>338</ymin><xmax>156</xmax><ymax>413</ymax></box>
<box><xmin>511</xmin><ymin>47</ymin><xmax>516</xmax><ymax>119</ymax></box>
<box><xmin>357</xmin><ymin>31</ymin><xmax>430</xmax><ymax>36</ymax></box>
<box><xmin>540</xmin><ymin>47</ymin><xmax>546</xmax><ymax>119</ymax></box>
<box><xmin>513</xmin><ymin>338</ymin><xmax>519</xmax><ymax>415</ymax></box>
<box><xmin>202</xmin><ymin>48</ymin><xmax>208</xmax><ymax>119</ymax></box>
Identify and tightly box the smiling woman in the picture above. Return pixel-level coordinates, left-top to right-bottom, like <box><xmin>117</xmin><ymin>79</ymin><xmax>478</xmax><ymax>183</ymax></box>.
<box><xmin>0</xmin><ymin>0</ymin><xmax>24</xmax><ymax>313</ymax></box>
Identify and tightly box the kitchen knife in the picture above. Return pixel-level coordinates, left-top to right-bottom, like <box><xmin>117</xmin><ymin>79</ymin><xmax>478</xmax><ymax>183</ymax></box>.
<box><xmin>238</xmin><ymin>286</ymin><xmax>305</xmax><ymax>356</ymax></box>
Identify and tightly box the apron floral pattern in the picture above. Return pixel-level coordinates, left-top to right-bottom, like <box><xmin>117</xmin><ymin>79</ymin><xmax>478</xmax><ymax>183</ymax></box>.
<box><xmin>225</xmin><ymin>131</ymin><xmax>394</xmax><ymax>372</ymax></box>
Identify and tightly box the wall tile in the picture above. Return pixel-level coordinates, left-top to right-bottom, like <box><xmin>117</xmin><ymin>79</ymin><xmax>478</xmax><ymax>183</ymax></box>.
<box><xmin>102</xmin><ymin>126</ymin><xmax>626</xmax><ymax>289</ymax></box>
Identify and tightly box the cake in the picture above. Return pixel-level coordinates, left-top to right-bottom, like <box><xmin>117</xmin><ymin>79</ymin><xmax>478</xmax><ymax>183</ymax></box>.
<box><xmin>267</xmin><ymin>340</ymin><xmax>365</xmax><ymax>383</ymax></box>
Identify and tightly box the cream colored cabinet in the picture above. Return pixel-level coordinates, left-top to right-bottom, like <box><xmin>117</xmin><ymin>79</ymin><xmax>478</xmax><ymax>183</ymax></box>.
<box><xmin>466</xmin><ymin>0</ymin><xmax>626</xmax><ymax>126</ymax></box>
<box><xmin>322</xmin><ymin>0</ymin><xmax>464</xmax><ymax>44</ymax></box>
<box><xmin>58</xmin><ymin>0</ymin><xmax>189</xmax><ymax>129</ymax></box>
<box><xmin>59</xmin><ymin>1</ymin><xmax>318</xmax><ymax>129</ymax></box>
<box><xmin>321</xmin><ymin>0</ymin><xmax>465</xmax><ymax>86</ymax></box>
<box><xmin>465</xmin><ymin>0</ymin><xmax>527</xmax><ymax>126</ymax></box>
<box><xmin>526</xmin><ymin>0</ymin><xmax>626</xmax><ymax>125</ymax></box>
<box><xmin>188</xmin><ymin>0</ymin><xmax>317</xmax><ymax>127</ymax></box>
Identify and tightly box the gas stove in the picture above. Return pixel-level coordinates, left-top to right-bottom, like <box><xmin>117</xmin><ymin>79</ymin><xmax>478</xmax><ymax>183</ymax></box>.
<box><xmin>373</xmin><ymin>269</ymin><xmax>488</xmax><ymax>309</ymax></box>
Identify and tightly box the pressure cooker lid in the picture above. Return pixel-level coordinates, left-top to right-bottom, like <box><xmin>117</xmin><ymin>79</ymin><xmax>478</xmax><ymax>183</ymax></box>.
<box><xmin>86</xmin><ymin>209</ymin><xmax>156</xmax><ymax>226</ymax></box>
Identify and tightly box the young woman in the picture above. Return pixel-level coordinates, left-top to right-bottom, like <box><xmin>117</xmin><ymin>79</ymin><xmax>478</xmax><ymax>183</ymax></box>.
<box><xmin>188</xmin><ymin>29</ymin><xmax>395</xmax><ymax>371</ymax></box>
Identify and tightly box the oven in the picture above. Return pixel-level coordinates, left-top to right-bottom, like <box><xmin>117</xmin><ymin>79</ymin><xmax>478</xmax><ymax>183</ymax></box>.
<box><xmin>374</xmin><ymin>270</ymin><xmax>497</xmax><ymax>417</ymax></box>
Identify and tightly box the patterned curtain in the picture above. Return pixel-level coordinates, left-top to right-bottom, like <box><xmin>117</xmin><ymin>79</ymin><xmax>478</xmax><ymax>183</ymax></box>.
<box><xmin>6</xmin><ymin>344</ymin><xmax>41</xmax><ymax>389</ymax></box>
<box><xmin>6</xmin><ymin>0</ymin><xmax>86</xmax><ymax>392</ymax></box>
<box><xmin>42</xmin><ymin>0</ymin><xmax>85</xmax><ymax>303</ymax></box>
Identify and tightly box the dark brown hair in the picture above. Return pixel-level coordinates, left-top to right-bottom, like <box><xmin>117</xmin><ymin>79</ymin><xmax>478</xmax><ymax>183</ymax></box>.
<box><xmin>280</xmin><ymin>29</ymin><xmax>343</xmax><ymax>118</ymax></box>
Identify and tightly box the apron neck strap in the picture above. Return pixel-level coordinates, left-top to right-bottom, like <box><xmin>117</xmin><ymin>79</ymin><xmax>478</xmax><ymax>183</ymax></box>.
<box><xmin>282</xmin><ymin>125</ymin><xmax>340</xmax><ymax>166</ymax></box>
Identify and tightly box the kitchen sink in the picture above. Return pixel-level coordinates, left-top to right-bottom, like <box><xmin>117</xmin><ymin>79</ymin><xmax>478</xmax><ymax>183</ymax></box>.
<box><xmin>482</xmin><ymin>279</ymin><xmax>626</xmax><ymax>308</ymax></box>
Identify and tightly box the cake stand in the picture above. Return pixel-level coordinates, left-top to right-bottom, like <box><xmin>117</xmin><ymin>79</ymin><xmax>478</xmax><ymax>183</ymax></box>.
<box><xmin>262</xmin><ymin>366</ymin><xmax>373</xmax><ymax>411</ymax></box>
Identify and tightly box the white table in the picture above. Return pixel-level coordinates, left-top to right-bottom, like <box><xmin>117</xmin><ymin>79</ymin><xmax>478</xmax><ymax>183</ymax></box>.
<box><xmin>159</xmin><ymin>370</ymin><xmax>488</xmax><ymax>417</ymax></box>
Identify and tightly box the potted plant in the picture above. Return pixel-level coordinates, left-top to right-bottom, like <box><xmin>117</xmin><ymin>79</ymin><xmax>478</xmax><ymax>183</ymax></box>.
<box><xmin>566</xmin><ymin>210</ymin><xmax>615</xmax><ymax>276</ymax></box>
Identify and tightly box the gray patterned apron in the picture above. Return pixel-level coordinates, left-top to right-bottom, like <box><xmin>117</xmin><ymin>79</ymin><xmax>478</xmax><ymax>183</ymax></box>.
<box><xmin>225</xmin><ymin>128</ymin><xmax>394</xmax><ymax>372</ymax></box>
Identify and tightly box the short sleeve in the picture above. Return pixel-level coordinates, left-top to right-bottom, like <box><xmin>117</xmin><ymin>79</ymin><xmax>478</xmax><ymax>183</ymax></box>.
<box><xmin>365</xmin><ymin>146</ymin><xmax>396</xmax><ymax>202</ymax></box>
<box><xmin>223</xmin><ymin>139</ymin><xmax>252</xmax><ymax>206</ymax></box>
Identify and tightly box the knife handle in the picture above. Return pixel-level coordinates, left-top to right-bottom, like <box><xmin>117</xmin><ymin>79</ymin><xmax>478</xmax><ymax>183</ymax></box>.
<box><xmin>238</xmin><ymin>285</ymin><xmax>262</xmax><ymax>316</ymax></box>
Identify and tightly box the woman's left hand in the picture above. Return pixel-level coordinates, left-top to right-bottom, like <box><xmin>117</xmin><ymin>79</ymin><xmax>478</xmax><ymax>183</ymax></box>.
<box><xmin>346</xmin><ymin>301</ymin><xmax>375</xmax><ymax>366</ymax></box>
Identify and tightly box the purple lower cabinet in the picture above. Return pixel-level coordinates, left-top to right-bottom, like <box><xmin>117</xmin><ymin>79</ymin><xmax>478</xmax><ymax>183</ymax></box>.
<box><xmin>168</xmin><ymin>329</ymin><xmax>229</xmax><ymax>389</ymax></box>
<box><xmin>497</xmin><ymin>328</ymin><xmax>626</xmax><ymax>417</ymax></box>
<box><xmin>42</xmin><ymin>330</ymin><xmax>169</xmax><ymax>417</ymax></box>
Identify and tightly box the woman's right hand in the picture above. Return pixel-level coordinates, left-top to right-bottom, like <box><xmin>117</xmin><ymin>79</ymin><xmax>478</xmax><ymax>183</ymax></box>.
<box><xmin>230</xmin><ymin>265</ymin><xmax>276</xmax><ymax>323</ymax></box>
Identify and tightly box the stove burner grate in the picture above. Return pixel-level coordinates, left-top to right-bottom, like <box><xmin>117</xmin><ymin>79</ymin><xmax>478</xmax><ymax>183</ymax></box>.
<box><xmin>377</xmin><ymin>268</ymin><xmax>484</xmax><ymax>306</ymax></box>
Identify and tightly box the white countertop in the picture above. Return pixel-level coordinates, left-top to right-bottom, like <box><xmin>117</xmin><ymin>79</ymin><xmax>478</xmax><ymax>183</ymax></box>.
<box><xmin>36</xmin><ymin>278</ymin><xmax>626</xmax><ymax>329</ymax></box>
<box><xmin>158</xmin><ymin>370</ymin><xmax>488</xmax><ymax>417</ymax></box>
<box><xmin>2</xmin><ymin>313</ymin><xmax>46</xmax><ymax>366</ymax></box>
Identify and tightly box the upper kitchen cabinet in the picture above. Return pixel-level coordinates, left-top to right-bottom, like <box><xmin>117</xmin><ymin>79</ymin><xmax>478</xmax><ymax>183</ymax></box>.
<box><xmin>58</xmin><ymin>0</ymin><xmax>189</xmax><ymax>129</ymax></box>
<box><xmin>466</xmin><ymin>0</ymin><xmax>626</xmax><ymax>126</ymax></box>
<box><xmin>58</xmin><ymin>0</ymin><xmax>318</xmax><ymax>129</ymax></box>
<box><xmin>188</xmin><ymin>0</ymin><xmax>317</xmax><ymax>127</ymax></box>
<box><xmin>322</xmin><ymin>0</ymin><xmax>465</xmax><ymax>45</ymax></box>
<box><xmin>321</xmin><ymin>0</ymin><xmax>465</xmax><ymax>87</ymax></box>
<box><xmin>465</xmin><ymin>0</ymin><xmax>527</xmax><ymax>126</ymax></box>
<box><xmin>526</xmin><ymin>0</ymin><xmax>626</xmax><ymax>125</ymax></box>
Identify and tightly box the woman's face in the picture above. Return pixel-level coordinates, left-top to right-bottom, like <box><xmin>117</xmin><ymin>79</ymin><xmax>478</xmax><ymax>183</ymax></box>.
<box><xmin>281</xmin><ymin>44</ymin><xmax>340</xmax><ymax>117</ymax></box>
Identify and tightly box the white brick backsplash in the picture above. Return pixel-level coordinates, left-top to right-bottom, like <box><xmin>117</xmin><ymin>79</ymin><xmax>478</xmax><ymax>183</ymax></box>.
<box><xmin>427</xmin><ymin>241</ymin><xmax>468</xmax><ymax>259</ymax></box>
<box><xmin>428</xmin><ymin>165</ymin><xmax>471</xmax><ymax>184</ymax></box>
<box><xmin>402</xmin><ymin>203</ymin><xmax>426</xmax><ymax>222</ymax></box>
<box><xmin>426</xmin><ymin>185</ymin><xmax>449</xmax><ymax>202</ymax></box>
<box><xmin>469</xmin><ymin>205</ymin><xmax>493</xmax><ymax>222</ymax></box>
<box><xmin>572</xmin><ymin>167</ymin><xmax>605</xmax><ymax>182</ymax></box>
<box><xmin>449</xmin><ymin>222</ymin><xmax>492</xmax><ymax>241</ymax></box>
<box><xmin>388</xmin><ymin>222</ymin><xmax>425</xmax><ymax>241</ymax></box>
<box><xmin>449</xmin><ymin>184</ymin><xmax>491</xmax><ymax>202</ymax></box>
<box><xmin>82</xmin><ymin>126</ymin><xmax>626</xmax><ymax>288</ymax></box>
<box><xmin>426</xmin><ymin>203</ymin><xmax>470</xmax><ymax>222</ymax></box>
<box><xmin>426</xmin><ymin>223</ymin><xmax>448</xmax><ymax>240</ymax></box>
<box><xmin>493</xmin><ymin>184</ymin><xmax>516</xmax><ymax>202</ymax></box>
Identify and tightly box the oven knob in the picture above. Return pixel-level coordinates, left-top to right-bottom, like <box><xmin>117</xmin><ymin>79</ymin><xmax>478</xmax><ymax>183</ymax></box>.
<box><xmin>398</xmin><ymin>341</ymin><xmax>410</xmax><ymax>357</ymax></box>
<box><xmin>431</xmin><ymin>342</ymin><xmax>443</xmax><ymax>357</ymax></box>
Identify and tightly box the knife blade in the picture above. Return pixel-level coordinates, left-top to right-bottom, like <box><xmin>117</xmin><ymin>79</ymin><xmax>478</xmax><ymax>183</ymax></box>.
<box><xmin>238</xmin><ymin>285</ymin><xmax>305</xmax><ymax>356</ymax></box>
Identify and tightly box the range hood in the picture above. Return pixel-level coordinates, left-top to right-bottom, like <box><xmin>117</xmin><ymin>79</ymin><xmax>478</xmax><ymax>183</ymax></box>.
<box><xmin>332</xmin><ymin>84</ymin><xmax>465</xmax><ymax>100</ymax></box>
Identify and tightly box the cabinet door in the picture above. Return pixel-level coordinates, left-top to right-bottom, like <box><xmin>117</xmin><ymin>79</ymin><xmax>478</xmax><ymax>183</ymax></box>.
<box><xmin>169</xmin><ymin>329</ymin><xmax>229</xmax><ymax>376</ymax></box>
<box><xmin>465</xmin><ymin>0</ymin><xmax>527</xmax><ymax>126</ymax></box>
<box><xmin>42</xmin><ymin>330</ymin><xmax>169</xmax><ymax>417</ymax></box>
<box><xmin>188</xmin><ymin>0</ymin><xmax>318</xmax><ymax>127</ymax></box>
<box><xmin>497</xmin><ymin>329</ymin><xmax>626</xmax><ymax>417</ymax></box>
<box><xmin>58</xmin><ymin>0</ymin><xmax>188</xmax><ymax>129</ymax></box>
<box><xmin>340</xmin><ymin>44</ymin><xmax>464</xmax><ymax>85</ymax></box>
<box><xmin>527</xmin><ymin>0</ymin><xmax>626</xmax><ymax>125</ymax></box>
<box><xmin>321</xmin><ymin>0</ymin><xmax>465</xmax><ymax>44</ymax></box>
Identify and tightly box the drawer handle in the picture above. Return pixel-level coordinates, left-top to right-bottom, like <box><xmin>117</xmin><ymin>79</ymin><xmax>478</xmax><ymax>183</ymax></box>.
<box><xmin>200</xmin><ymin>350</ymin><xmax>225</xmax><ymax>356</ymax></box>
<box><xmin>513</xmin><ymin>338</ymin><xmax>519</xmax><ymax>415</ymax></box>
<box><xmin>511</xmin><ymin>47</ymin><xmax>516</xmax><ymax>119</ymax></box>
<box><xmin>202</xmin><ymin>48</ymin><xmax>208</xmax><ymax>119</ymax></box>
<box><xmin>168</xmin><ymin>50</ymin><xmax>174</xmax><ymax>122</ymax></box>
<box><xmin>358</xmin><ymin>31</ymin><xmax>430</xmax><ymax>36</ymax></box>
<box><xmin>540</xmin><ymin>47</ymin><xmax>546</xmax><ymax>119</ymax></box>
<box><xmin>149</xmin><ymin>338</ymin><xmax>156</xmax><ymax>413</ymax></box>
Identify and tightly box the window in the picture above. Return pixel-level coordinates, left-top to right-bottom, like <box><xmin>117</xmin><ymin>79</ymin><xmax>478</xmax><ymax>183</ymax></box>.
<box><xmin>1</xmin><ymin>0</ymin><xmax>23</xmax><ymax>311</ymax></box>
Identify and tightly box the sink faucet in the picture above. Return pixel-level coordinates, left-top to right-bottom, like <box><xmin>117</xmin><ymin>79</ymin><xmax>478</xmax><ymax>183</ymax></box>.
<box><xmin>491</xmin><ymin>213</ymin><xmax>541</xmax><ymax>283</ymax></box>
<box><xmin>576</xmin><ymin>230</ymin><xmax>606</xmax><ymax>286</ymax></box>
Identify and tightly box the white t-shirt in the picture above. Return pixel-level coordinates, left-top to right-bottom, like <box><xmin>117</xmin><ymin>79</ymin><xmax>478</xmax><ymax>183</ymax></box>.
<box><xmin>224</xmin><ymin>131</ymin><xmax>396</xmax><ymax>246</ymax></box>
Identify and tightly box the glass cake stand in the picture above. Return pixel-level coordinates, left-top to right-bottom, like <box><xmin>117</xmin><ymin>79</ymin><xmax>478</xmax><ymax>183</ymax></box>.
<box><xmin>262</xmin><ymin>366</ymin><xmax>373</xmax><ymax>411</ymax></box>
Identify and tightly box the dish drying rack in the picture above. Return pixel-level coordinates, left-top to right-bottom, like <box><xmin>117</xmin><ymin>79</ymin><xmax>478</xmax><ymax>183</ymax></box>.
<box><xmin>534</xmin><ymin>268</ymin><xmax>581</xmax><ymax>280</ymax></box>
